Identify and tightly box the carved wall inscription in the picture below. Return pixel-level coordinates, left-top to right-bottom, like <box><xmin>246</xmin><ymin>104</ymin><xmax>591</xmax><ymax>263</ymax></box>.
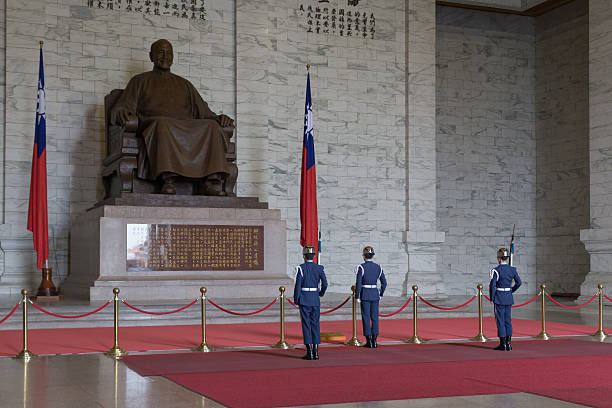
<box><xmin>127</xmin><ymin>224</ymin><xmax>264</xmax><ymax>271</ymax></box>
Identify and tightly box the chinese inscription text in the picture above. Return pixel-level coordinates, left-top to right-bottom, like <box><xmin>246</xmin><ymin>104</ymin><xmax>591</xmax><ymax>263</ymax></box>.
<box><xmin>127</xmin><ymin>224</ymin><xmax>264</xmax><ymax>271</ymax></box>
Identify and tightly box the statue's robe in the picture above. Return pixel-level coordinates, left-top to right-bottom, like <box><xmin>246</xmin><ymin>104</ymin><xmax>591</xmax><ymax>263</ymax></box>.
<box><xmin>113</xmin><ymin>69</ymin><xmax>229</xmax><ymax>180</ymax></box>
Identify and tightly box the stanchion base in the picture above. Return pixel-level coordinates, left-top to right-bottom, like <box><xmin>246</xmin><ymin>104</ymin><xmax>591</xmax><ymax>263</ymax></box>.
<box><xmin>405</xmin><ymin>336</ymin><xmax>426</xmax><ymax>344</ymax></box>
<box><xmin>192</xmin><ymin>343</ymin><xmax>213</xmax><ymax>352</ymax></box>
<box><xmin>469</xmin><ymin>333</ymin><xmax>491</xmax><ymax>342</ymax></box>
<box><xmin>104</xmin><ymin>346</ymin><xmax>127</xmax><ymax>359</ymax></box>
<box><xmin>592</xmin><ymin>330</ymin><xmax>608</xmax><ymax>342</ymax></box>
<box><xmin>14</xmin><ymin>349</ymin><xmax>36</xmax><ymax>361</ymax></box>
<box><xmin>345</xmin><ymin>337</ymin><xmax>364</xmax><ymax>346</ymax></box>
<box><xmin>272</xmin><ymin>340</ymin><xmax>292</xmax><ymax>349</ymax></box>
<box><xmin>534</xmin><ymin>331</ymin><xmax>551</xmax><ymax>340</ymax></box>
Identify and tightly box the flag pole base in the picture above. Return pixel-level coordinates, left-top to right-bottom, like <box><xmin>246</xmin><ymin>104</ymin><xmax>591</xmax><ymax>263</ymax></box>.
<box><xmin>36</xmin><ymin>267</ymin><xmax>58</xmax><ymax>297</ymax></box>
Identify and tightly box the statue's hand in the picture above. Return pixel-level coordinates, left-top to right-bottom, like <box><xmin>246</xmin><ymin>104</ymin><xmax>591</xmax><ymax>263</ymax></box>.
<box><xmin>110</xmin><ymin>107</ymin><xmax>134</xmax><ymax>126</ymax></box>
<box><xmin>217</xmin><ymin>114</ymin><xmax>234</xmax><ymax>128</ymax></box>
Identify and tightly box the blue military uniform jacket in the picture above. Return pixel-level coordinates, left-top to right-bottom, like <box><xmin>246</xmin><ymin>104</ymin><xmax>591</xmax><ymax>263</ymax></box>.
<box><xmin>293</xmin><ymin>261</ymin><xmax>328</xmax><ymax>307</ymax></box>
<box><xmin>355</xmin><ymin>260</ymin><xmax>387</xmax><ymax>301</ymax></box>
<box><xmin>489</xmin><ymin>263</ymin><xmax>521</xmax><ymax>305</ymax></box>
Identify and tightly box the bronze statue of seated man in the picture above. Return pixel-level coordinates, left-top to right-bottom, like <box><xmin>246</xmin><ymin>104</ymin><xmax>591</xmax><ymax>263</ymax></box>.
<box><xmin>110</xmin><ymin>39</ymin><xmax>234</xmax><ymax>196</ymax></box>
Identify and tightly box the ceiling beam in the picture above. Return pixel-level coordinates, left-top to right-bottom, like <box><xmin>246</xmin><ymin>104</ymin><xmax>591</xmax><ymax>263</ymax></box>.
<box><xmin>436</xmin><ymin>0</ymin><xmax>576</xmax><ymax>16</ymax></box>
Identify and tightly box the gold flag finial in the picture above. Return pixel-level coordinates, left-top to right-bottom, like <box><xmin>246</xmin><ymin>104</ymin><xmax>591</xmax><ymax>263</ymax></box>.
<box><xmin>306</xmin><ymin>64</ymin><xmax>310</xmax><ymax>70</ymax></box>
<box><xmin>39</xmin><ymin>41</ymin><xmax>44</xmax><ymax>47</ymax></box>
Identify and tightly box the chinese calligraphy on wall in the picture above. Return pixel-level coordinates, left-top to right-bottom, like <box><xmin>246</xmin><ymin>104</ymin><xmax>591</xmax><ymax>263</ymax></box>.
<box><xmin>127</xmin><ymin>224</ymin><xmax>264</xmax><ymax>271</ymax></box>
<box><xmin>87</xmin><ymin>0</ymin><xmax>207</xmax><ymax>20</ymax></box>
<box><xmin>299</xmin><ymin>0</ymin><xmax>375</xmax><ymax>38</ymax></box>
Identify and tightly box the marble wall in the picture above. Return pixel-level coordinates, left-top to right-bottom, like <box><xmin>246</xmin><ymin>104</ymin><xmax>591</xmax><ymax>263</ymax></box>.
<box><xmin>535</xmin><ymin>0</ymin><xmax>589</xmax><ymax>294</ymax></box>
<box><xmin>436</xmin><ymin>7</ymin><xmax>537</xmax><ymax>295</ymax></box>
<box><xmin>236</xmin><ymin>0</ymin><xmax>410</xmax><ymax>295</ymax></box>
<box><xmin>580</xmin><ymin>0</ymin><xmax>612</xmax><ymax>296</ymax></box>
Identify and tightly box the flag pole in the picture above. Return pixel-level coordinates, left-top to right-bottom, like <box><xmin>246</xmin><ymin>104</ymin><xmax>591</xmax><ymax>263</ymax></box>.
<box><xmin>30</xmin><ymin>40</ymin><xmax>58</xmax><ymax>299</ymax></box>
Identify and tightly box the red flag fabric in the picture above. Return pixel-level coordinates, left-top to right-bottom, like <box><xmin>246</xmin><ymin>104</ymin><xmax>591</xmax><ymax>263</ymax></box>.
<box><xmin>27</xmin><ymin>46</ymin><xmax>48</xmax><ymax>269</ymax></box>
<box><xmin>300</xmin><ymin>72</ymin><xmax>318</xmax><ymax>261</ymax></box>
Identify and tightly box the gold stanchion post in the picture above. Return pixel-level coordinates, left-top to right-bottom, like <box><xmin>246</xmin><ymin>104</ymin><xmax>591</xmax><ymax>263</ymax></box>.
<box><xmin>345</xmin><ymin>285</ymin><xmax>364</xmax><ymax>346</ymax></box>
<box><xmin>592</xmin><ymin>284</ymin><xmax>608</xmax><ymax>342</ymax></box>
<box><xmin>193</xmin><ymin>287</ymin><xmax>212</xmax><ymax>352</ymax></box>
<box><xmin>535</xmin><ymin>284</ymin><xmax>551</xmax><ymax>340</ymax></box>
<box><xmin>405</xmin><ymin>285</ymin><xmax>425</xmax><ymax>344</ymax></box>
<box><xmin>272</xmin><ymin>286</ymin><xmax>292</xmax><ymax>349</ymax></box>
<box><xmin>14</xmin><ymin>289</ymin><xmax>36</xmax><ymax>361</ymax></box>
<box><xmin>105</xmin><ymin>288</ymin><xmax>127</xmax><ymax>358</ymax></box>
<box><xmin>470</xmin><ymin>284</ymin><xmax>490</xmax><ymax>342</ymax></box>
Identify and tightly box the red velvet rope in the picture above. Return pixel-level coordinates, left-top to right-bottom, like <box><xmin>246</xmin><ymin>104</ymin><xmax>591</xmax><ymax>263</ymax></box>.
<box><xmin>121</xmin><ymin>299</ymin><xmax>198</xmax><ymax>315</ymax></box>
<box><xmin>286</xmin><ymin>296</ymin><xmax>351</xmax><ymax>314</ymax></box>
<box><xmin>546</xmin><ymin>293</ymin><xmax>598</xmax><ymax>309</ymax></box>
<box><xmin>287</xmin><ymin>298</ymin><xmax>299</xmax><ymax>308</ymax></box>
<box><xmin>604</xmin><ymin>293</ymin><xmax>612</xmax><ymax>303</ymax></box>
<box><xmin>321</xmin><ymin>296</ymin><xmax>351</xmax><ymax>314</ymax></box>
<box><xmin>419</xmin><ymin>295</ymin><xmax>476</xmax><ymax>310</ymax></box>
<box><xmin>207</xmin><ymin>298</ymin><xmax>277</xmax><ymax>316</ymax></box>
<box><xmin>379</xmin><ymin>297</ymin><xmax>411</xmax><ymax>317</ymax></box>
<box><xmin>0</xmin><ymin>302</ymin><xmax>20</xmax><ymax>325</ymax></box>
<box><xmin>512</xmin><ymin>293</ymin><xmax>540</xmax><ymax>308</ymax></box>
<box><xmin>484</xmin><ymin>293</ymin><xmax>540</xmax><ymax>308</ymax></box>
<box><xmin>29</xmin><ymin>300</ymin><xmax>111</xmax><ymax>318</ymax></box>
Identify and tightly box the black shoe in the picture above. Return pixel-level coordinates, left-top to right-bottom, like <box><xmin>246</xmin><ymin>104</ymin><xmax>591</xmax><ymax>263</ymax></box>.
<box><xmin>313</xmin><ymin>344</ymin><xmax>319</xmax><ymax>360</ymax></box>
<box><xmin>494</xmin><ymin>337</ymin><xmax>506</xmax><ymax>351</ymax></box>
<box><xmin>302</xmin><ymin>344</ymin><xmax>313</xmax><ymax>360</ymax></box>
<box><xmin>362</xmin><ymin>336</ymin><xmax>372</xmax><ymax>348</ymax></box>
<box><xmin>372</xmin><ymin>334</ymin><xmax>378</xmax><ymax>348</ymax></box>
<box><xmin>506</xmin><ymin>336</ymin><xmax>512</xmax><ymax>351</ymax></box>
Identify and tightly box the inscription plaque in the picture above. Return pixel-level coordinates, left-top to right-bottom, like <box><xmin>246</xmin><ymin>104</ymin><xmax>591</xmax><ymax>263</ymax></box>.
<box><xmin>127</xmin><ymin>224</ymin><xmax>264</xmax><ymax>271</ymax></box>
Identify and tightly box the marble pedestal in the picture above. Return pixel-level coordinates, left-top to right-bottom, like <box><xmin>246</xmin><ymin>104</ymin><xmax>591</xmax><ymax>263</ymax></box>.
<box><xmin>580</xmin><ymin>228</ymin><xmax>612</xmax><ymax>299</ymax></box>
<box><xmin>62</xmin><ymin>204</ymin><xmax>291</xmax><ymax>301</ymax></box>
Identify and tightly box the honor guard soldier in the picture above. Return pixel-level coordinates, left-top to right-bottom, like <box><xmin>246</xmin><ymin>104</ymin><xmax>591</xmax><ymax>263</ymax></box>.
<box><xmin>489</xmin><ymin>247</ymin><xmax>522</xmax><ymax>351</ymax></box>
<box><xmin>293</xmin><ymin>245</ymin><xmax>328</xmax><ymax>360</ymax></box>
<box><xmin>354</xmin><ymin>246</ymin><xmax>387</xmax><ymax>348</ymax></box>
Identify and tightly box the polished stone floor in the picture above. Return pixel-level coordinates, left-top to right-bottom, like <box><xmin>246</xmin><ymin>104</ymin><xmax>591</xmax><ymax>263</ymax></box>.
<box><xmin>0</xmin><ymin>298</ymin><xmax>608</xmax><ymax>408</ymax></box>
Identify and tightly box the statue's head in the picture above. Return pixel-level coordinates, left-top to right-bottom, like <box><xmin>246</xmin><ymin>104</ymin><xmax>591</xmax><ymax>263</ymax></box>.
<box><xmin>150</xmin><ymin>39</ymin><xmax>173</xmax><ymax>71</ymax></box>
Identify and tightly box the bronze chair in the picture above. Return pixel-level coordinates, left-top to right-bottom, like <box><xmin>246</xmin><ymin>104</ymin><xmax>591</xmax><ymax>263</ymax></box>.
<box><xmin>102</xmin><ymin>89</ymin><xmax>237</xmax><ymax>198</ymax></box>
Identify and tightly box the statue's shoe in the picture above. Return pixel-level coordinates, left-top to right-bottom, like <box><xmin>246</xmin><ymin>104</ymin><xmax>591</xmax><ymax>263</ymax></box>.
<box><xmin>160</xmin><ymin>182</ymin><xmax>176</xmax><ymax>194</ymax></box>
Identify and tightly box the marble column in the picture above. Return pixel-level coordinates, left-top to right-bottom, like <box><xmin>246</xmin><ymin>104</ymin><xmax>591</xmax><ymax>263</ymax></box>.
<box><xmin>404</xmin><ymin>0</ymin><xmax>445</xmax><ymax>297</ymax></box>
<box><xmin>581</xmin><ymin>0</ymin><xmax>612</xmax><ymax>296</ymax></box>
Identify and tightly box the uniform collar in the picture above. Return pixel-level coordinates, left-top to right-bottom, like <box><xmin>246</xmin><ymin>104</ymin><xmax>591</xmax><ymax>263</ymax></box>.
<box><xmin>500</xmin><ymin>261</ymin><xmax>508</xmax><ymax>265</ymax></box>
<box><xmin>306</xmin><ymin>260</ymin><xmax>314</xmax><ymax>263</ymax></box>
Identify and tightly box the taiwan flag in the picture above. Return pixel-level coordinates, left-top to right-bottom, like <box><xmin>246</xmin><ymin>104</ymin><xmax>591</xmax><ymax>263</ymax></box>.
<box><xmin>300</xmin><ymin>71</ymin><xmax>318</xmax><ymax>261</ymax></box>
<box><xmin>27</xmin><ymin>44</ymin><xmax>48</xmax><ymax>269</ymax></box>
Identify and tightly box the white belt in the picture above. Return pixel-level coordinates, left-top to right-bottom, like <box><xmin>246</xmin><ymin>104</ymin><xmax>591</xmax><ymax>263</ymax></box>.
<box><xmin>301</xmin><ymin>288</ymin><xmax>318</xmax><ymax>291</ymax></box>
<box><xmin>496</xmin><ymin>288</ymin><xmax>511</xmax><ymax>291</ymax></box>
<box><xmin>362</xmin><ymin>285</ymin><xmax>377</xmax><ymax>289</ymax></box>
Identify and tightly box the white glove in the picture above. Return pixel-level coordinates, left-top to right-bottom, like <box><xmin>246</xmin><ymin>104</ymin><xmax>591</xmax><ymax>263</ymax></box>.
<box><xmin>357</xmin><ymin>298</ymin><xmax>361</xmax><ymax>303</ymax></box>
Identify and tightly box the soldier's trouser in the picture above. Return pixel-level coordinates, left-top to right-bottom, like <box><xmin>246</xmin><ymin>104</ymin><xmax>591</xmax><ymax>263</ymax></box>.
<box><xmin>494</xmin><ymin>304</ymin><xmax>512</xmax><ymax>337</ymax></box>
<box><xmin>360</xmin><ymin>300</ymin><xmax>380</xmax><ymax>336</ymax></box>
<box><xmin>299</xmin><ymin>305</ymin><xmax>321</xmax><ymax>344</ymax></box>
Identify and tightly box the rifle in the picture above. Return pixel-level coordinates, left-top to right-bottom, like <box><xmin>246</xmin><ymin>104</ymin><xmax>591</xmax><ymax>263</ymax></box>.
<box><xmin>509</xmin><ymin>224</ymin><xmax>515</xmax><ymax>267</ymax></box>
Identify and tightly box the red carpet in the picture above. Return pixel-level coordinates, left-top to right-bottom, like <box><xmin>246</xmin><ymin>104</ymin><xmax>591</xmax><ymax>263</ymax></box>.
<box><xmin>0</xmin><ymin>317</ymin><xmax>601</xmax><ymax>356</ymax></box>
<box><xmin>120</xmin><ymin>340</ymin><xmax>612</xmax><ymax>408</ymax></box>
